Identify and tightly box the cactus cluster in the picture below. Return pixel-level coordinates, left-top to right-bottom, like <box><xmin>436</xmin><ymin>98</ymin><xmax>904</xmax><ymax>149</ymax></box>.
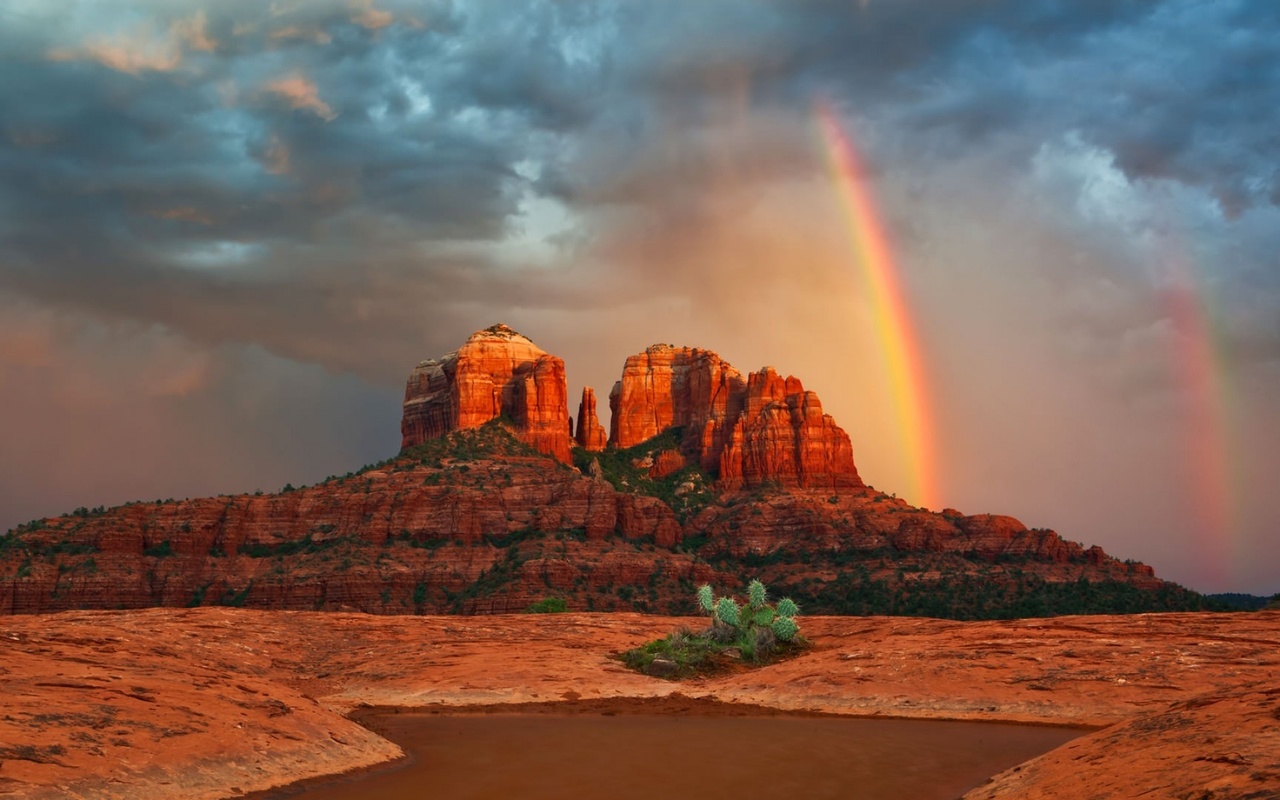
<box><xmin>623</xmin><ymin>579</ymin><xmax>806</xmax><ymax>678</ymax></box>
<box><xmin>698</xmin><ymin>580</ymin><xmax>802</xmax><ymax>654</ymax></box>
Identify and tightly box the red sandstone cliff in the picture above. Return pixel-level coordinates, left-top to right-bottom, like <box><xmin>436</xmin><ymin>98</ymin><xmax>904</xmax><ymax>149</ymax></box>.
<box><xmin>402</xmin><ymin>324</ymin><xmax>572</xmax><ymax>463</ymax></box>
<box><xmin>607</xmin><ymin>345</ymin><xmax>861</xmax><ymax>490</ymax></box>
<box><xmin>575</xmin><ymin>387</ymin><xmax>607</xmax><ymax>451</ymax></box>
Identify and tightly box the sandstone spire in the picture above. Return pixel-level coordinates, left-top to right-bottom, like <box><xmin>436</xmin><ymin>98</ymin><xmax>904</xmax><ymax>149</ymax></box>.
<box><xmin>575</xmin><ymin>387</ymin><xmax>607</xmax><ymax>451</ymax></box>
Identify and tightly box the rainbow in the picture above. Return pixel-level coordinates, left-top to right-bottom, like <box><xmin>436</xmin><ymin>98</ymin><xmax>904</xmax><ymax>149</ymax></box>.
<box><xmin>816</xmin><ymin>102</ymin><xmax>936</xmax><ymax>509</ymax></box>
<box><xmin>1161</xmin><ymin>251</ymin><xmax>1235</xmax><ymax>585</ymax></box>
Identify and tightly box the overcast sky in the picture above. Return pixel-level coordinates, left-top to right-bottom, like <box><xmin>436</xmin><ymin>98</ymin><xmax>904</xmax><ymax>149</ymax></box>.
<box><xmin>1</xmin><ymin>0</ymin><xmax>1277</xmax><ymax>594</ymax></box>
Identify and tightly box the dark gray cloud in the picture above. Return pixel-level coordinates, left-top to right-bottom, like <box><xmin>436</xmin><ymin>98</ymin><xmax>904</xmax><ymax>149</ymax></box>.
<box><xmin>3</xmin><ymin>0</ymin><xmax>1275</xmax><ymax>363</ymax></box>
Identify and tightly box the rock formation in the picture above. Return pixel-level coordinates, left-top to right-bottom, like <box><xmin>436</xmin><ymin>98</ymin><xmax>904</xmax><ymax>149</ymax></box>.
<box><xmin>0</xmin><ymin>324</ymin><xmax>1196</xmax><ymax>619</ymax></box>
<box><xmin>648</xmin><ymin>449</ymin><xmax>685</xmax><ymax>480</ymax></box>
<box><xmin>716</xmin><ymin>367</ymin><xmax>860</xmax><ymax>491</ymax></box>
<box><xmin>606</xmin><ymin>345</ymin><xmax>861</xmax><ymax>490</ymax></box>
<box><xmin>608</xmin><ymin>345</ymin><xmax>743</xmax><ymax>459</ymax></box>
<box><xmin>401</xmin><ymin>324</ymin><xmax>572</xmax><ymax>463</ymax></box>
<box><xmin>575</xmin><ymin>387</ymin><xmax>607</xmax><ymax>451</ymax></box>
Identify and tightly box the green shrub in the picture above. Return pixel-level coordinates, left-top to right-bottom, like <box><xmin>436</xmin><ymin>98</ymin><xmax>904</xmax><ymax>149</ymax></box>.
<box><xmin>221</xmin><ymin>582</ymin><xmax>252</xmax><ymax>607</ymax></box>
<box><xmin>144</xmin><ymin>541</ymin><xmax>173</xmax><ymax>558</ymax></box>
<box><xmin>526</xmin><ymin>596</ymin><xmax>568</xmax><ymax>614</ymax></box>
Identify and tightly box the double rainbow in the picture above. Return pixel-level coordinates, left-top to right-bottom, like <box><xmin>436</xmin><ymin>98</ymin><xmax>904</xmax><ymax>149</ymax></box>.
<box><xmin>816</xmin><ymin>102</ymin><xmax>936</xmax><ymax>509</ymax></box>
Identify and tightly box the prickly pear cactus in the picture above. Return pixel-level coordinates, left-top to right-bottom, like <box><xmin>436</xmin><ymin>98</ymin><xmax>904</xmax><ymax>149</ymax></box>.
<box><xmin>691</xmin><ymin>582</ymin><xmax>802</xmax><ymax>658</ymax></box>
<box><xmin>776</xmin><ymin>597</ymin><xmax>799</xmax><ymax>619</ymax></box>
<box><xmin>771</xmin><ymin>616</ymin><xmax>799</xmax><ymax>642</ymax></box>
<box><xmin>715</xmin><ymin>596</ymin><xmax>741</xmax><ymax>628</ymax></box>
<box><xmin>697</xmin><ymin>584</ymin><xmax>715</xmax><ymax>613</ymax></box>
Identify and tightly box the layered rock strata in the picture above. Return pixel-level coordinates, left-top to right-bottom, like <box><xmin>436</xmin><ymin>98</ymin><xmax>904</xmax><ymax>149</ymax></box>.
<box><xmin>401</xmin><ymin>324</ymin><xmax>572</xmax><ymax>463</ymax></box>
<box><xmin>0</xmin><ymin>429</ymin><xmax>695</xmax><ymax>616</ymax></box>
<box><xmin>0</xmin><ymin>465</ymin><xmax>1162</xmax><ymax>616</ymax></box>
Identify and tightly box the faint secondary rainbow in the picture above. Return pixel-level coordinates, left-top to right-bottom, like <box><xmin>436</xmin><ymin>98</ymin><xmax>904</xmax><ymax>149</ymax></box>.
<box><xmin>816</xmin><ymin>102</ymin><xmax>936</xmax><ymax>509</ymax></box>
<box><xmin>1159</xmin><ymin>241</ymin><xmax>1235</xmax><ymax>585</ymax></box>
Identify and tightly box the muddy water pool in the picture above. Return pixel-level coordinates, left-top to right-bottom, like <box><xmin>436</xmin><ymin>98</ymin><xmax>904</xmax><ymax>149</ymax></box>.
<box><xmin>266</xmin><ymin>710</ymin><xmax>1082</xmax><ymax>800</ymax></box>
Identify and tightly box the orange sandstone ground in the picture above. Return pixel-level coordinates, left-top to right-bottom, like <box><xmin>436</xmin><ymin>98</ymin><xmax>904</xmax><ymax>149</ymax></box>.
<box><xmin>1</xmin><ymin>609</ymin><xmax>1277</xmax><ymax>799</ymax></box>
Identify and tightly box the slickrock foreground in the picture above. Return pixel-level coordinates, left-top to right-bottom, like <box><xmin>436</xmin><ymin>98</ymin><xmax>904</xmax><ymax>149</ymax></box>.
<box><xmin>1</xmin><ymin>609</ymin><xmax>1277</xmax><ymax>799</ymax></box>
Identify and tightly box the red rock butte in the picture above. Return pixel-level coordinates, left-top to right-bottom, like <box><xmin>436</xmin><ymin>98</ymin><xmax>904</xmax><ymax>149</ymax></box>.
<box><xmin>607</xmin><ymin>344</ymin><xmax>861</xmax><ymax>491</ymax></box>
<box><xmin>401</xmin><ymin>324</ymin><xmax>573</xmax><ymax>463</ymax></box>
<box><xmin>403</xmin><ymin>331</ymin><xmax>862</xmax><ymax>491</ymax></box>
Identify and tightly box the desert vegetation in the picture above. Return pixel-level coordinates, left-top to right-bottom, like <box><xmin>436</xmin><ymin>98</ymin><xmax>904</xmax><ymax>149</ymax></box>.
<box><xmin>621</xmin><ymin>580</ymin><xmax>806</xmax><ymax>678</ymax></box>
<box><xmin>571</xmin><ymin>427</ymin><xmax>716</xmax><ymax>521</ymax></box>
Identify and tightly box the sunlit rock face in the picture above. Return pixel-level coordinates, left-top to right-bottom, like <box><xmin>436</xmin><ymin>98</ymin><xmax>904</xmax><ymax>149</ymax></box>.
<box><xmin>401</xmin><ymin>323</ymin><xmax>572</xmax><ymax>463</ymax></box>
<box><xmin>608</xmin><ymin>345</ymin><xmax>862</xmax><ymax>491</ymax></box>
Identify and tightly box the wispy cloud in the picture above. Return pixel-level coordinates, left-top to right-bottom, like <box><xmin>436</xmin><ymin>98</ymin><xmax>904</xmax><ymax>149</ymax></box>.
<box><xmin>48</xmin><ymin>38</ymin><xmax>182</xmax><ymax>75</ymax></box>
<box><xmin>172</xmin><ymin>9</ymin><xmax>216</xmax><ymax>53</ymax></box>
<box><xmin>45</xmin><ymin>10</ymin><xmax>215</xmax><ymax>75</ymax></box>
<box><xmin>265</xmin><ymin>74</ymin><xmax>336</xmax><ymax>120</ymax></box>
<box><xmin>149</xmin><ymin>207</ymin><xmax>216</xmax><ymax>225</ymax></box>
<box><xmin>261</xmin><ymin>134</ymin><xmax>292</xmax><ymax>175</ymax></box>
<box><xmin>270</xmin><ymin>25</ymin><xmax>333</xmax><ymax>45</ymax></box>
<box><xmin>351</xmin><ymin>0</ymin><xmax>393</xmax><ymax>30</ymax></box>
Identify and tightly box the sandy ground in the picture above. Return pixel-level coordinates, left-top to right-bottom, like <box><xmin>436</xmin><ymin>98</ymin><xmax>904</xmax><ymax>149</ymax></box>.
<box><xmin>1</xmin><ymin>609</ymin><xmax>1277</xmax><ymax>799</ymax></box>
